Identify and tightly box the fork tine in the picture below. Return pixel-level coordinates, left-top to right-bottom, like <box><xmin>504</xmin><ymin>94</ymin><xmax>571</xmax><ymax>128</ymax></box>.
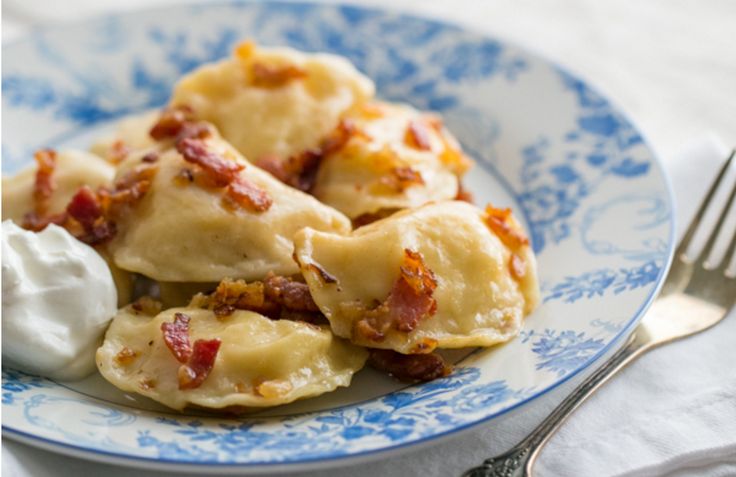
<box><xmin>702</xmin><ymin>178</ymin><xmax>736</xmax><ymax>269</ymax></box>
<box><xmin>718</xmin><ymin>228</ymin><xmax>736</xmax><ymax>277</ymax></box>
<box><xmin>678</xmin><ymin>150</ymin><xmax>735</xmax><ymax>262</ymax></box>
<box><xmin>713</xmin><ymin>185</ymin><xmax>736</xmax><ymax>275</ymax></box>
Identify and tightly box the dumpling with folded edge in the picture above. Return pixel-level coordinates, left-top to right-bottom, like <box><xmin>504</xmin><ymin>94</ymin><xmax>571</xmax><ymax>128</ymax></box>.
<box><xmin>96</xmin><ymin>304</ymin><xmax>368</xmax><ymax>411</ymax></box>
<box><xmin>2</xmin><ymin>149</ymin><xmax>116</xmax><ymax>223</ymax></box>
<box><xmin>169</xmin><ymin>41</ymin><xmax>375</xmax><ymax>164</ymax></box>
<box><xmin>107</xmin><ymin>128</ymin><xmax>351</xmax><ymax>282</ymax></box>
<box><xmin>293</xmin><ymin>201</ymin><xmax>540</xmax><ymax>354</ymax></box>
<box><xmin>312</xmin><ymin>101</ymin><xmax>473</xmax><ymax>220</ymax></box>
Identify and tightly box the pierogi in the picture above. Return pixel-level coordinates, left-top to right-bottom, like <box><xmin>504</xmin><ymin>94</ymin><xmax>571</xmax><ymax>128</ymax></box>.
<box><xmin>313</xmin><ymin>101</ymin><xmax>473</xmax><ymax>219</ymax></box>
<box><xmin>169</xmin><ymin>41</ymin><xmax>375</xmax><ymax>163</ymax></box>
<box><xmin>97</xmin><ymin>305</ymin><xmax>367</xmax><ymax>411</ymax></box>
<box><xmin>108</xmin><ymin>132</ymin><xmax>351</xmax><ymax>282</ymax></box>
<box><xmin>5</xmin><ymin>40</ymin><xmax>543</xmax><ymax>405</ymax></box>
<box><xmin>294</xmin><ymin>201</ymin><xmax>539</xmax><ymax>354</ymax></box>
<box><xmin>2</xmin><ymin>149</ymin><xmax>115</xmax><ymax>223</ymax></box>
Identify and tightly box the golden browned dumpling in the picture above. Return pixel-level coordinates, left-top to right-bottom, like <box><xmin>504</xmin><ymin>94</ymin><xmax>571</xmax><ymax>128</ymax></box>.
<box><xmin>312</xmin><ymin>101</ymin><xmax>473</xmax><ymax>219</ymax></box>
<box><xmin>96</xmin><ymin>305</ymin><xmax>367</xmax><ymax>411</ymax></box>
<box><xmin>169</xmin><ymin>41</ymin><xmax>374</xmax><ymax>163</ymax></box>
<box><xmin>2</xmin><ymin>149</ymin><xmax>115</xmax><ymax>223</ymax></box>
<box><xmin>294</xmin><ymin>201</ymin><xmax>539</xmax><ymax>354</ymax></box>
<box><xmin>108</xmin><ymin>131</ymin><xmax>351</xmax><ymax>282</ymax></box>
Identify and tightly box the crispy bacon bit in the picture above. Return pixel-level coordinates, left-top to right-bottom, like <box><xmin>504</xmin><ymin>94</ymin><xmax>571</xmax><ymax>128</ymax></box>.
<box><xmin>108</xmin><ymin>140</ymin><xmax>130</xmax><ymax>164</ymax></box>
<box><xmin>399</xmin><ymin>250</ymin><xmax>438</xmax><ymax>298</ymax></box>
<box><xmin>509</xmin><ymin>253</ymin><xmax>527</xmax><ymax>280</ymax></box>
<box><xmin>234</xmin><ymin>40</ymin><xmax>255</xmax><ymax>60</ymax></box>
<box><xmin>141</xmin><ymin>151</ymin><xmax>159</xmax><ymax>163</ymax></box>
<box><xmin>176</xmin><ymin>138</ymin><xmax>244</xmax><ymax>187</ymax></box>
<box><xmin>264</xmin><ymin>273</ymin><xmax>320</xmax><ymax>312</ymax></box>
<box><xmin>251</xmin><ymin>62</ymin><xmax>308</xmax><ymax>88</ymax></box>
<box><xmin>178</xmin><ymin>338</ymin><xmax>221</xmax><ymax>390</ymax></box>
<box><xmin>114</xmin><ymin>347</ymin><xmax>138</xmax><ymax>366</ymax></box>
<box><xmin>192</xmin><ymin>276</ymin><xmax>324</xmax><ymax>322</ymax></box>
<box><xmin>454</xmin><ymin>182</ymin><xmax>475</xmax><ymax>203</ymax></box>
<box><xmin>307</xmin><ymin>263</ymin><xmax>338</xmax><ymax>284</ymax></box>
<box><xmin>484</xmin><ymin>205</ymin><xmax>530</xmax><ymax>249</ymax></box>
<box><xmin>131</xmin><ymin>296</ymin><xmax>162</xmax><ymax>316</ymax></box>
<box><xmin>223</xmin><ymin>176</ymin><xmax>273</xmax><ymax>212</ymax></box>
<box><xmin>368</xmin><ymin>349</ymin><xmax>451</xmax><ymax>382</ymax></box>
<box><xmin>149</xmin><ymin>106</ymin><xmax>196</xmax><ymax>141</ymax></box>
<box><xmin>213</xmin><ymin>304</ymin><xmax>236</xmax><ymax>317</ymax></box>
<box><xmin>378</xmin><ymin>166</ymin><xmax>425</xmax><ymax>193</ymax></box>
<box><xmin>160</xmin><ymin>309</ymin><xmax>222</xmax><ymax>390</ymax></box>
<box><xmin>107</xmin><ymin>165</ymin><xmax>157</xmax><ymax>207</ymax></box>
<box><xmin>352</xmin><ymin>209</ymin><xmax>397</xmax><ymax>228</ymax></box>
<box><xmin>255</xmin><ymin>119</ymin><xmax>357</xmax><ymax>192</ymax></box>
<box><xmin>354</xmin><ymin>249</ymin><xmax>438</xmax><ymax>342</ymax></box>
<box><xmin>321</xmin><ymin>119</ymin><xmax>359</xmax><ymax>156</ymax></box>
<box><xmin>161</xmin><ymin>313</ymin><xmax>193</xmax><ymax>363</ymax></box>
<box><xmin>404</xmin><ymin>120</ymin><xmax>432</xmax><ymax>151</ymax></box>
<box><xmin>32</xmin><ymin>149</ymin><xmax>57</xmax><ymax>215</ymax></box>
<box><xmin>67</xmin><ymin>186</ymin><xmax>102</xmax><ymax>225</ymax></box>
<box><xmin>66</xmin><ymin>186</ymin><xmax>116</xmax><ymax>245</ymax></box>
<box><xmin>354</xmin><ymin>318</ymin><xmax>386</xmax><ymax>342</ymax></box>
<box><xmin>191</xmin><ymin>278</ymin><xmax>271</xmax><ymax>317</ymax></box>
<box><xmin>61</xmin><ymin>164</ymin><xmax>156</xmax><ymax>245</ymax></box>
<box><xmin>254</xmin><ymin>379</ymin><xmax>293</xmax><ymax>398</ymax></box>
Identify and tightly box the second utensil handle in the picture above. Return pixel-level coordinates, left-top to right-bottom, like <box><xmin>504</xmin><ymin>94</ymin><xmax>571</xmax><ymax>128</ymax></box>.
<box><xmin>462</xmin><ymin>330</ymin><xmax>650</xmax><ymax>477</ymax></box>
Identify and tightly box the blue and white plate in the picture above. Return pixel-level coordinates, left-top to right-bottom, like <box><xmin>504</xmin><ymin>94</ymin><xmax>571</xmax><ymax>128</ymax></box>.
<box><xmin>1</xmin><ymin>1</ymin><xmax>674</xmax><ymax>473</ymax></box>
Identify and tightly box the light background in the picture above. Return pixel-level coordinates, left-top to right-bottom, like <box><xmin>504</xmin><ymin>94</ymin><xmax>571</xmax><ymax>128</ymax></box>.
<box><xmin>4</xmin><ymin>0</ymin><xmax>735</xmax><ymax>162</ymax></box>
<box><xmin>2</xmin><ymin>1</ymin><xmax>735</xmax><ymax>476</ymax></box>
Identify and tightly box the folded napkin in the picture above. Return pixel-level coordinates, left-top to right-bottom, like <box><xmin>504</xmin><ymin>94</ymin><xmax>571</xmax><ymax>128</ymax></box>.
<box><xmin>3</xmin><ymin>138</ymin><xmax>734</xmax><ymax>477</ymax></box>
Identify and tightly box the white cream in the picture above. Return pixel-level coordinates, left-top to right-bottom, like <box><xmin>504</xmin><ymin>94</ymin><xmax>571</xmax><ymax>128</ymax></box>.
<box><xmin>2</xmin><ymin>221</ymin><xmax>117</xmax><ymax>380</ymax></box>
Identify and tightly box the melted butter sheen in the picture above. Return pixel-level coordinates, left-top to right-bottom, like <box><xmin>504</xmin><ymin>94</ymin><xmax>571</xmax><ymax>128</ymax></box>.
<box><xmin>294</xmin><ymin>201</ymin><xmax>540</xmax><ymax>354</ymax></box>
<box><xmin>96</xmin><ymin>307</ymin><xmax>368</xmax><ymax>411</ymax></box>
<box><xmin>313</xmin><ymin>101</ymin><xmax>462</xmax><ymax>218</ymax></box>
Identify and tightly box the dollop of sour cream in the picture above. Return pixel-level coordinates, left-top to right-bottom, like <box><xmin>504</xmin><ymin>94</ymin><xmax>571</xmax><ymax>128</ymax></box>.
<box><xmin>2</xmin><ymin>220</ymin><xmax>117</xmax><ymax>380</ymax></box>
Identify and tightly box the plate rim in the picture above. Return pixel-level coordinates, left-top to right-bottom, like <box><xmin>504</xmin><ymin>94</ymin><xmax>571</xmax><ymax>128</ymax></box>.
<box><xmin>2</xmin><ymin>0</ymin><xmax>677</xmax><ymax>470</ymax></box>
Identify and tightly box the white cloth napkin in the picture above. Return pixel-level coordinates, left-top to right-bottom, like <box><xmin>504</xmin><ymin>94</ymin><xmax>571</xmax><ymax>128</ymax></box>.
<box><xmin>3</xmin><ymin>136</ymin><xmax>734</xmax><ymax>477</ymax></box>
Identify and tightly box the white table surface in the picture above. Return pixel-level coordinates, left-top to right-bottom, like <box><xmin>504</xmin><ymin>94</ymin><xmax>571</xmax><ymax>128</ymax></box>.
<box><xmin>2</xmin><ymin>1</ymin><xmax>735</xmax><ymax>476</ymax></box>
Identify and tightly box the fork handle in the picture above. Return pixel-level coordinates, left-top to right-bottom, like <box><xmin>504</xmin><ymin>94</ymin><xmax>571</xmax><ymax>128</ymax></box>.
<box><xmin>461</xmin><ymin>330</ymin><xmax>651</xmax><ymax>477</ymax></box>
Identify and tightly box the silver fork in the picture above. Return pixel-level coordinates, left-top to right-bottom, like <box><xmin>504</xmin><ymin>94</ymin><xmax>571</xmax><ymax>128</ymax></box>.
<box><xmin>462</xmin><ymin>150</ymin><xmax>736</xmax><ymax>477</ymax></box>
